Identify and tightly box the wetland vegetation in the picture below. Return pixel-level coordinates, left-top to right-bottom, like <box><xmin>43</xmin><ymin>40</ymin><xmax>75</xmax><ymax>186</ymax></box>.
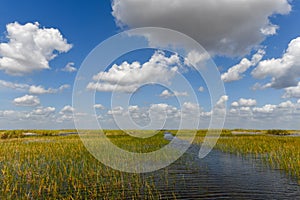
<box><xmin>0</xmin><ymin>129</ymin><xmax>299</xmax><ymax>199</ymax></box>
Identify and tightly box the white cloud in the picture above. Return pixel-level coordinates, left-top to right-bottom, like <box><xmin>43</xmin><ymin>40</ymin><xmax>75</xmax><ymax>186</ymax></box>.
<box><xmin>0</xmin><ymin>22</ymin><xmax>72</xmax><ymax>76</ymax></box>
<box><xmin>24</xmin><ymin>107</ymin><xmax>56</xmax><ymax>121</ymax></box>
<box><xmin>31</xmin><ymin>107</ymin><xmax>55</xmax><ymax>115</ymax></box>
<box><xmin>210</xmin><ymin>95</ymin><xmax>229</xmax><ymax>117</ymax></box>
<box><xmin>221</xmin><ymin>49</ymin><xmax>265</xmax><ymax>82</ymax></box>
<box><xmin>180</xmin><ymin>102</ymin><xmax>202</xmax><ymax>119</ymax></box>
<box><xmin>240</xmin><ymin>106</ymin><xmax>251</xmax><ymax>112</ymax></box>
<box><xmin>159</xmin><ymin>89</ymin><xmax>188</xmax><ymax>98</ymax></box>
<box><xmin>159</xmin><ymin>90</ymin><xmax>172</xmax><ymax>98</ymax></box>
<box><xmin>29</xmin><ymin>85</ymin><xmax>60</xmax><ymax>95</ymax></box>
<box><xmin>62</xmin><ymin>62</ymin><xmax>77</xmax><ymax>72</ymax></box>
<box><xmin>87</xmin><ymin>82</ymin><xmax>137</xmax><ymax>93</ymax></box>
<box><xmin>149</xmin><ymin>103</ymin><xmax>179</xmax><ymax>121</ymax></box>
<box><xmin>232</xmin><ymin>98</ymin><xmax>257</xmax><ymax>107</ymax></box>
<box><xmin>224</xmin><ymin>100</ymin><xmax>300</xmax><ymax>129</ymax></box>
<box><xmin>0</xmin><ymin>79</ymin><xmax>70</xmax><ymax>94</ymax></box>
<box><xmin>3</xmin><ymin>98</ymin><xmax>300</xmax><ymax>129</ymax></box>
<box><xmin>112</xmin><ymin>0</ymin><xmax>291</xmax><ymax>56</ymax></box>
<box><xmin>0</xmin><ymin>79</ymin><xmax>29</xmax><ymax>90</ymax></box>
<box><xmin>59</xmin><ymin>105</ymin><xmax>74</xmax><ymax>115</ymax></box>
<box><xmin>282</xmin><ymin>82</ymin><xmax>300</xmax><ymax>98</ymax></box>
<box><xmin>216</xmin><ymin>95</ymin><xmax>229</xmax><ymax>108</ymax></box>
<box><xmin>58</xmin><ymin>84</ymin><xmax>70</xmax><ymax>91</ymax></box>
<box><xmin>278</xmin><ymin>100</ymin><xmax>294</xmax><ymax>109</ymax></box>
<box><xmin>0</xmin><ymin>107</ymin><xmax>55</xmax><ymax>122</ymax></box>
<box><xmin>260</xmin><ymin>24</ymin><xmax>279</xmax><ymax>36</ymax></box>
<box><xmin>0</xmin><ymin>110</ymin><xmax>19</xmax><ymax>118</ymax></box>
<box><xmin>231</xmin><ymin>101</ymin><xmax>239</xmax><ymax>107</ymax></box>
<box><xmin>108</xmin><ymin>106</ymin><xmax>124</xmax><ymax>115</ymax></box>
<box><xmin>94</xmin><ymin>104</ymin><xmax>105</xmax><ymax>109</ymax></box>
<box><xmin>87</xmin><ymin>51</ymin><xmax>180</xmax><ymax>93</ymax></box>
<box><xmin>128</xmin><ymin>105</ymin><xmax>139</xmax><ymax>111</ymax></box>
<box><xmin>184</xmin><ymin>50</ymin><xmax>210</xmax><ymax>68</ymax></box>
<box><xmin>56</xmin><ymin>105</ymin><xmax>75</xmax><ymax>122</ymax></box>
<box><xmin>13</xmin><ymin>95</ymin><xmax>40</xmax><ymax>107</ymax></box>
<box><xmin>252</xmin><ymin>37</ymin><xmax>300</xmax><ymax>89</ymax></box>
<box><xmin>29</xmin><ymin>84</ymin><xmax>70</xmax><ymax>94</ymax></box>
<box><xmin>253</xmin><ymin>104</ymin><xmax>277</xmax><ymax>114</ymax></box>
<box><xmin>198</xmin><ymin>86</ymin><xmax>204</xmax><ymax>92</ymax></box>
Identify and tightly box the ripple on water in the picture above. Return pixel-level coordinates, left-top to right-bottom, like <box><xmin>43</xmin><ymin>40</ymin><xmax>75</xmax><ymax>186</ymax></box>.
<box><xmin>141</xmin><ymin>137</ymin><xmax>300</xmax><ymax>199</ymax></box>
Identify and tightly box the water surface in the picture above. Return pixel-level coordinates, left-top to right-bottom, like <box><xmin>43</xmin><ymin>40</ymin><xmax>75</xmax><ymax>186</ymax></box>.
<box><xmin>141</xmin><ymin>136</ymin><xmax>300</xmax><ymax>199</ymax></box>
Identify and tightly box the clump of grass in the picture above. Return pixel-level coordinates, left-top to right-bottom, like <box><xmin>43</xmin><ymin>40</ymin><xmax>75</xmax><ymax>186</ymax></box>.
<box><xmin>0</xmin><ymin>132</ymin><xmax>172</xmax><ymax>199</ymax></box>
<box><xmin>0</xmin><ymin>130</ymin><xmax>25</xmax><ymax>139</ymax></box>
<box><xmin>265</xmin><ymin>129</ymin><xmax>291</xmax><ymax>136</ymax></box>
<box><xmin>211</xmin><ymin>134</ymin><xmax>300</xmax><ymax>182</ymax></box>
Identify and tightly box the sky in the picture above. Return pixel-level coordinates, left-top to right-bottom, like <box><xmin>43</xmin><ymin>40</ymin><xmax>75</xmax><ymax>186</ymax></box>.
<box><xmin>0</xmin><ymin>0</ymin><xmax>300</xmax><ymax>130</ymax></box>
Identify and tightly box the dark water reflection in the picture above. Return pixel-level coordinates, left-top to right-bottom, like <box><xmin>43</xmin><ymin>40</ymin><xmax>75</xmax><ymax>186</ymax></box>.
<box><xmin>142</xmin><ymin>142</ymin><xmax>300</xmax><ymax>199</ymax></box>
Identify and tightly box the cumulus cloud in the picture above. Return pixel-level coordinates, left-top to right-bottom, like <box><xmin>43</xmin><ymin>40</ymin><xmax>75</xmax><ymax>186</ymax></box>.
<box><xmin>282</xmin><ymin>82</ymin><xmax>300</xmax><ymax>98</ymax></box>
<box><xmin>0</xmin><ymin>107</ymin><xmax>55</xmax><ymax>122</ymax></box>
<box><xmin>231</xmin><ymin>98</ymin><xmax>257</xmax><ymax>107</ymax></box>
<box><xmin>278</xmin><ymin>100</ymin><xmax>295</xmax><ymax>109</ymax></box>
<box><xmin>87</xmin><ymin>51</ymin><xmax>180</xmax><ymax>93</ymax></box>
<box><xmin>62</xmin><ymin>62</ymin><xmax>77</xmax><ymax>72</ymax></box>
<box><xmin>0</xmin><ymin>22</ymin><xmax>72</xmax><ymax>75</ymax></box>
<box><xmin>260</xmin><ymin>24</ymin><xmax>279</xmax><ymax>36</ymax></box>
<box><xmin>56</xmin><ymin>105</ymin><xmax>75</xmax><ymax>122</ymax></box>
<box><xmin>200</xmin><ymin>95</ymin><xmax>229</xmax><ymax>119</ymax></box>
<box><xmin>59</xmin><ymin>105</ymin><xmax>74</xmax><ymax>115</ymax></box>
<box><xmin>25</xmin><ymin>107</ymin><xmax>56</xmax><ymax>121</ymax></box>
<box><xmin>108</xmin><ymin>106</ymin><xmax>124</xmax><ymax>115</ymax></box>
<box><xmin>225</xmin><ymin>99</ymin><xmax>300</xmax><ymax>129</ymax></box>
<box><xmin>0</xmin><ymin>110</ymin><xmax>20</xmax><ymax>119</ymax></box>
<box><xmin>30</xmin><ymin>107</ymin><xmax>55</xmax><ymax>116</ymax></box>
<box><xmin>94</xmin><ymin>104</ymin><xmax>105</xmax><ymax>109</ymax></box>
<box><xmin>252</xmin><ymin>37</ymin><xmax>300</xmax><ymax>89</ymax></box>
<box><xmin>221</xmin><ymin>49</ymin><xmax>265</xmax><ymax>82</ymax></box>
<box><xmin>112</xmin><ymin>0</ymin><xmax>291</xmax><ymax>56</ymax></box>
<box><xmin>29</xmin><ymin>85</ymin><xmax>53</xmax><ymax>94</ymax></box>
<box><xmin>215</xmin><ymin>95</ymin><xmax>229</xmax><ymax>108</ymax></box>
<box><xmin>0</xmin><ymin>79</ymin><xmax>69</xmax><ymax>94</ymax></box>
<box><xmin>0</xmin><ymin>79</ymin><xmax>29</xmax><ymax>90</ymax></box>
<box><xmin>159</xmin><ymin>89</ymin><xmax>188</xmax><ymax>98</ymax></box>
<box><xmin>29</xmin><ymin>84</ymin><xmax>69</xmax><ymax>94</ymax></box>
<box><xmin>253</xmin><ymin>104</ymin><xmax>277</xmax><ymax>114</ymax></box>
<box><xmin>13</xmin><ymin>95</ymin><xmax>40</xmax><ymax>107</ymax></box>
<box><xmin>3</xmin><ymin>98</ymin><xmax>300</xmax><ymax>129</ymax></box>
<box><xmin>184</xmin><ymin>50</ymin><xmax>210</xmax><ymax>68</ymax></box>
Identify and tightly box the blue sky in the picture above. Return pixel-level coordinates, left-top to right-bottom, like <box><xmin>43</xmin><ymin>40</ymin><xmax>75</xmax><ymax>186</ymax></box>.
<box><xmin>1</xmin><ymin>0</ymin><xmax>300</xmax><ymax>130</ymax></box>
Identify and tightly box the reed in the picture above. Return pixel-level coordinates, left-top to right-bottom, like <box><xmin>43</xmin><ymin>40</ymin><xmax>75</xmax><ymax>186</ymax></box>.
<box><xmin>212</xmin><ymin>134</ymin><xmax>299</xmax><ymax>182</ymax></box>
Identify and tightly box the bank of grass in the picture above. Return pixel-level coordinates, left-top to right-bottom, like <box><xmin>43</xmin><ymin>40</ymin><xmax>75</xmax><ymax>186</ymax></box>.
<box><xmin>0</xmin><ymin>129</ymin><xmax>77</xmax><ymax>139</ymax></box>
<box><xmin>0</xmin><ymin>131</ymin><xmax>171</xmax><ymax>199</ymax></box>
<box><xmin>0</xmin><ymin>129</ymin><xmax>299</xmax><ymax>198</ymax></box>
<box><xmin>213</xmin><ymin>134</ymin><xmax>300</xmax><ymax>182</ymax></box>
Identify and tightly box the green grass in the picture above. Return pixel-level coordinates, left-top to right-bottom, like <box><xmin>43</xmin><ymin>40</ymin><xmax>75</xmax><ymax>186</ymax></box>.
<box><xmin>265</xmin><ymin>129</ymin><xmax>291</xmax><ymax>135</ymax></box>
<box><xmin>193</xmin><ymin>133</ymin><xmax>300</xmax><ymax>182</ymax></box>
<box><xmin>0</xmin><ymin>129</ymin><xmax>77</xmax><ymax>139</ymax></box>
<box><xmin>0</xmin><ymin>129</ymin><xmax>299</xmax><ymax>199</ymax></box>
<box><xmin>0</xmin><ymin>131</ymin><xmax>171</xmax><ymax>199</ymax></box>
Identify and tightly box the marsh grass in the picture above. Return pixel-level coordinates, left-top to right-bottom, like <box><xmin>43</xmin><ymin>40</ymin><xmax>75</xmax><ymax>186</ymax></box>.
<box><xmin>0</xmin><ymin>129</ymin><xmax>77</xmax><ymax>139</ymax></box>
<box><xmin>0</xmin><ymin>131</ymin><xmax>174</xmax><ymax>199</ymax></box>
<box><xmin>106</xmin><ymin>130</ymin><xmax>170</xmax><ymax>153</ymax></box>
<box><xmin>212</xmin><ymin>135</ymin><xmax>300</xmax><ymax>182</ymax></box>
<box><xmin>0</xmin><ymin>129</ymin><xmax>299</xmax><ymax>199</ymax></box>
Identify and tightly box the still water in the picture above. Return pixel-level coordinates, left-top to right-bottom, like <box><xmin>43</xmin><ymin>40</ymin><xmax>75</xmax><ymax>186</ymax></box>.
<box><xmin>140</xmin><ymin>137</ymin><xmax>300</xmax><ymax>199</ymax></box>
